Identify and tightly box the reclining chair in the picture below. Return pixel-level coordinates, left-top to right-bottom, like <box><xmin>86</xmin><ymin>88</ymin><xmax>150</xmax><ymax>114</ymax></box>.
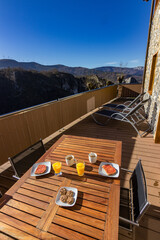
<box><xmin>119</xmin><ymin>160</ymin><xmax>149</xmax><ymax>231</ymax></box>
<box><xmin>92</xmin><ymin>98</ymin><xmax>150</xmax><ymax>137</ymax></box>
<box><xmin>103</xmin><ymin>92</ymin><xmax>146</xmax><ymax>111</ymax></box>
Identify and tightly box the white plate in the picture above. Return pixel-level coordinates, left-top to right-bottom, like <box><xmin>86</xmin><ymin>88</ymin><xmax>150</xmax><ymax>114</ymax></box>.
<box><xmin>31</xmin><ymin>162</ymin><xmax>51</xmax><ymax>177</ymax></box>
<box><xmin>99</xmin><ymin>162</ymin><xmax>119</xmax><ymax>178</ymax></box>
<box><xmin>55</xmin><ymin>187</ymin><xmax>78</xmax><ymax>207</ymax></box>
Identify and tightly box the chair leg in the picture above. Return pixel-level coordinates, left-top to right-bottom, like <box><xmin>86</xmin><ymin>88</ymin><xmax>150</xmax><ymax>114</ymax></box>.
<box><xmin>91</xmin><ymin>114</ymin><xmax>111</xmax><ymax>126</ymax></box>
<box><xmin>125</xmin><ymin>120</ymin><xmax>151</xmax><ymax>138</ymax></box>
<box><xmin>13</xmin><ymin>175</ymin><xmax>20</xmax><ymax>180</ymax></box>
<box><xmin>132</xmin><ymin>226</ymin><xmax>136</xmax><ymax>240</ymax></box>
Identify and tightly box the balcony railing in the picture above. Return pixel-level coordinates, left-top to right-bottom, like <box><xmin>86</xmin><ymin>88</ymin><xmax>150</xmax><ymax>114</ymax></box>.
<box><xmin>0</xmin><ymin>83</ymin><xmax>142</xmax><ymax>166</ymax></box>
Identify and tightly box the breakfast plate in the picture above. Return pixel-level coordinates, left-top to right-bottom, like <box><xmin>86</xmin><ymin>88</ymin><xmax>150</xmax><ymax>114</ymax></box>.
<box><xmin>31</xmin><ymin>161</ymin><xmax>51</xmax><ymax>177</ymax></box>
<box><xmin>55</xmin><ymin>187</ymin><xmax>78</xmax><ymax>207</ymax></box>
<box><xmin>99</xmin><ymin>162</ymin><xmax>119</xmax><ymax>178</ymax></box>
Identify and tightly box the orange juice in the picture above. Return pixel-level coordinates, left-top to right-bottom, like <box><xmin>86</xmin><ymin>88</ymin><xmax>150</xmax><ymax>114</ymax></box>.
<box><xmin>52</xmin><ymin>162</ymin><xmax>61</xmax><ymax>174</ymax></box>
<box><xmin>76</xmin><ymin>162</ymin><xmax>85</xmax><ymax>176</ymax></box>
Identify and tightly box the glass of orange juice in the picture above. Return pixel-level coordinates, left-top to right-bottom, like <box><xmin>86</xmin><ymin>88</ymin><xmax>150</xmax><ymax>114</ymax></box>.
<box><xmin>76</xmin><ymin>160</ymin><xmax>85</xmax><ymax>176</ymax></box>
<box><xmin>52</xmin><ymin>162</ymin><xmax>62</xmax><ymax>176</ymax></box>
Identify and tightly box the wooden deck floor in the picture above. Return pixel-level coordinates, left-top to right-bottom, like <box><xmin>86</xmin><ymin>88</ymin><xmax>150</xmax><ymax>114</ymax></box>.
<box><xmin>0</xmin><ymin>106</ymin><xmax>160</xmax><ymax>240</ymax></box>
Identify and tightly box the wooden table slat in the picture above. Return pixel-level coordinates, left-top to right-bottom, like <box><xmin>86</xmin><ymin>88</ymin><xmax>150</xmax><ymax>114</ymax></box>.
<box><xmin>16</xmin><ymin>188</ymin><xmax>52</xmax><ymax>203</ymax></box>
<box><xmin>6</xmin><ymin>199</ymin><xmax>44</xmax><ymax>218</ymax></box>
<box><xmin>57</xmin><ymin>207</ymin><xmax>105</xmax><ymax>230</ymax></box>
<box><xmin>21</xmin><ymin>182</ymin><xmax>55</xmax><ymax>196</ymax></box>
<box><xmin>0</xmin><ymin>205</ymin><xmax>39</xmax><ymax>226</ymax></box>
<box><xmin>53</xmin><ymin>215</ymin><xmax>104</xmax><ymax>239</ymax></box>
<box><xmin>0</xmin><ymin>221</ymin><xmax>39</xmax><ymax>240</ymax></box>
<box><xmin>49</xmin><ymin>223</ymin><xmax>95</xmax><ymax>240</ymax></box>
<box><xmin>13</xmin><ymin>192</ymin><xmax>49</xmax><ymax>210</ymax></box>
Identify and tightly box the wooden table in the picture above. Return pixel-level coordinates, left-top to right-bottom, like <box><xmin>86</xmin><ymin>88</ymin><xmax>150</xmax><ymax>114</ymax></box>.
<box><xmin>0</xmin><ymin>135</ymin><xmax>122</xmax><ymax>240</ymax></box>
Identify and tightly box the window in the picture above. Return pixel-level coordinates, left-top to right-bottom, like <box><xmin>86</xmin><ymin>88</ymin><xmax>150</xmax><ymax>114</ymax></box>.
<box><xmin>155</xmin><ymin>111</ymin><xmax>160</xmax><ymax>143</ymax></box>
<box><xmin>148</xmin><ymin>53</ymin><xmax>158</xmax><ymax>95</ymax></box>
<box><xmin>155</xmin><ymin>0</ymin><xmax>159</xmax><ymax>12</ymax></box>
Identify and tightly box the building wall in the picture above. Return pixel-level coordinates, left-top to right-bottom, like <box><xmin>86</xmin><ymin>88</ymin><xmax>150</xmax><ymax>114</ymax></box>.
<box><xmin>144</xmin><ymin>0</ymin><xmax>160</xmax><ymax>136</ymax></box>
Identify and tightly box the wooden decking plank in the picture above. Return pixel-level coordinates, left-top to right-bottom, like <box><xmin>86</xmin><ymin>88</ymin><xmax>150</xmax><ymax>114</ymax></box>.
<box><xmin>123</xmin><ymin>154</ymin><xmax>160</xmax><ymax>164</ymax></box>
<box><xmin>121</xmin><ymin>159</ymin><xmax>160</xmax><ymax>170</ymax></box>
<box><xmin>120</xmin><ymin>178</ymin><xmax>160</xmax><ymax>191</ymax></box>
<box><xmin>135</xmin><ymin>226</ymin><xmax>160</xmax><ymax>240</ymax></box>
<box><xmin>0</xmin><ymin>176</ymin><xmax>16</xmax><ymax>190</ymax></box>
<box><xmin>118</xmin><ymin>234</ymin><xmax>132</xmax><ymax>240</ymax></box>
<box><xmin>140</xmin><ymin>214</ymin><xmax>160</xmax><ymax>233</ymax></box>
<box><xmin>119</xmin><ymin>227</ymin><xmax>132</xmax><ymax>239</ymax></box>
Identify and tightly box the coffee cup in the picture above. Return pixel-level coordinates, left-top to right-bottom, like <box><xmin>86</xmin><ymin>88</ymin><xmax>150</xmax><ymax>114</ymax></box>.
<box><xmin>88</xmin><ymin>152</ymin><xmax>97</xmax><ymax>163</ymax></box>
<box><xmin>65</xmin><ymin>155</ymin><xmax>75</xmax><ymax>166</ymax></box>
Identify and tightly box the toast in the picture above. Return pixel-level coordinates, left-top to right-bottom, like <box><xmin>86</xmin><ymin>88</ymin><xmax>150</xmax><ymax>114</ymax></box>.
<box><xmin>35</xmin><ymin>164</ymin><xmax>47</xmax><ymax>174</ymax></box>
<box><xmin>102</xmin><ymin>164</ymin><xmax>116</xmax><ymax>175</ymax></box>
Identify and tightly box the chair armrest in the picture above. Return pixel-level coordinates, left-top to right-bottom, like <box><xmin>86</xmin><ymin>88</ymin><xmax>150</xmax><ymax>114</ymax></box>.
<box><xmin>119</xmin><ymin>216</ymin><xmax>139</xmax><ymax>227</ymax></box>
<box><xmin>121</xmin><ymin>167</ymin><xmax>133</xmax><ymax>173</ymax></box>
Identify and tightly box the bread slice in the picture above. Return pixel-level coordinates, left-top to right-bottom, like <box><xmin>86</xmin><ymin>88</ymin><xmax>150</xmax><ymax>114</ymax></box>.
<box><xmin>102</xmin><ymin>164</ymin><xmax>116</xmax><ymax>175</ymax></box>
<box><xmin>35</xmin><ymin>164</ymin><xmax>47</xmax><ymax>174</ymax></box>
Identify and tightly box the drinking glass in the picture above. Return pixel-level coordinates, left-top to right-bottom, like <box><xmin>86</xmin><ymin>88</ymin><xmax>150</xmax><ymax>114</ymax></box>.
<box><xmin>76</xmin><ymin>160</ymin><xmax>85</xmax><ymax>176</ymax></box>
<box><xmin>52</xmin><ymin>162</ymin><xmax>62</xmax><ymax>176</ymax></box>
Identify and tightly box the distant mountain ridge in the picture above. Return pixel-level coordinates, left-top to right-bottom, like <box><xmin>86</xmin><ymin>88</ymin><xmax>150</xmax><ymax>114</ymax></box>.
<box><xmin>0</xmin><ymin>59</ymin><xmax>144</xmax><ymax>77</ymax></box>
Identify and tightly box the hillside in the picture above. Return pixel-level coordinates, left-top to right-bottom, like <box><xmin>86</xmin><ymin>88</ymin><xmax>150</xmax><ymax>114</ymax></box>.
<box><xmin>0</xmin><ymin>68</ymin><xmax>113</xmax><ymax>115</ymax></box>
<box><xmin>0</xmin><ymin>59</ymin><xmax>143</xmax><ymax>82</ymax></box>
<box><xmin>0</xmin><ymin>69</ymin><xmax>87</xmax><ymax>115</ymax></box>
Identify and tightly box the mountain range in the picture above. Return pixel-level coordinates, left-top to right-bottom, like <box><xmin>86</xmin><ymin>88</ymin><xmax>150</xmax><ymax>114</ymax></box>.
<box><xmin>0</xmin><ymin>59</ymin><xmax>144</xmax><ymax>115</ymax></box>
<box><xmin>0</xmin><ymin>59</ymin><xmax>144</xmax><ymax>79</ymax></box>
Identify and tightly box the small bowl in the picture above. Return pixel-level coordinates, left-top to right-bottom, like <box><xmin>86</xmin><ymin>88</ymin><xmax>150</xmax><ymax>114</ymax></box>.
<box><xmin>88</xmin><ymin>152</ymin><xmax>97</xmax><ymax>163</ymax></box>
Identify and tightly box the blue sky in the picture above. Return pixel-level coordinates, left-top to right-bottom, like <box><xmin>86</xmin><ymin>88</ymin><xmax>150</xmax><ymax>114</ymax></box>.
<box><xmin>0</xmin><ymin>0</ymin><xmax>151</xmax><ymax>68</ymax></box>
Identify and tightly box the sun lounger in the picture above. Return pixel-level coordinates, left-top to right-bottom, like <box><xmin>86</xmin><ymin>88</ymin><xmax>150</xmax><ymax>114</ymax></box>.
<box><xmin>103</xmin><ymin>92</ymin><xmax>146</xmax><ymax>111</ymax></box>
<box><xmin>92</xmin><ymin>98</ymin><xmax>151</xmax><ymax>137</ymax></box>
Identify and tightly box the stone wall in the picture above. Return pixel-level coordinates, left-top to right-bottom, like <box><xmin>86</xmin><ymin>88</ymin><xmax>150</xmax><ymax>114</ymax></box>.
<box><xmin>144</xmin><ymin>1</ymin><xmax>160</xmax><ymax>136</ymax></box>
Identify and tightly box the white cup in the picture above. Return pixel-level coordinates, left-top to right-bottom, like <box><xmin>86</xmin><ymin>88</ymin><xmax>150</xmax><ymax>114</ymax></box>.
<box><xmin>88</xmin><ymin>152</ymin><xmax>97</xmax><ymax>163</ymax></box>
<box><xmin>65</xmin><ymin>155</ymin><xmax>75</xmax><ymax>166</ymax></box>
